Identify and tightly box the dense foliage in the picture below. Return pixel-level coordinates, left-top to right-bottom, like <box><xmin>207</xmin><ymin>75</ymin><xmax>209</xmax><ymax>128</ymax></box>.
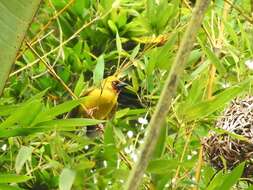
<box><xmin>1</xmin><ymin>0</ymin><xmax>253</xmax><ymax>189</ymax></box>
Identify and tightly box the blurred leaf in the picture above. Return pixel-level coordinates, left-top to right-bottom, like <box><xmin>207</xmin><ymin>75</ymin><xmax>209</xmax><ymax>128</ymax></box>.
<box><xmin>147</xmin><ymin>159</ymin><xmax>179</xmax><ymax>174</ymax></box>
<box><xmin>104</xmin><ymin>123</ymin><xmax>117</xmax><ymax>167</ymax></box>
<box><xmin>15</xmin><ymin>146</ymin><xmax>33</xmax><ymax>174</ymax></box>
<box><xmin>245</xmin><ymin>185</ymin><xmax>253</xmax><ymax>190</ymax></box>
<box><xmin>74</xmin><ymin>74</ymin><xmax>85</xmax><ymax>96</ymax></box>
<box><xmin>206</xmin><ymin>170</ymin><xmax>226</xmax><ymax>190</ymax></box>
<box><xmin>0</xmin><ymin>104</ymin><xmax>21</xmax><ymax>116</ymax></box>
<box><xmin>115</xmin><ymin>108</ymin><xmax>130</xmax><ymax>119</ymax></box>
<box><xmin>33</xmin><ymin>97</ymin><xmax>88</xmax><ymax>124</ymax></box>
<box><xmin>36</xmin><ymin>118</ymin><xmax>104</xmax><ymax>128</ymax></box>
<box><xmin>108</xmin><ymin>20</ymin><xmax>118</xmax><ymax>33</ymax></box>
<box><xmin>218</xmin><ymin>162</ymin><xmax>245</xmax><ymax>190</ymax></box>
<box><xmin>0</xmin><ymin>174</ymin><xmax>32</xmax><ymax>183</ymax></box>
<box><xmin>0</xmin><ymin>0</ymin><xmax>42</xmax><ymax>94</ymax></box>
<box><xmin>146</xmin><ymin>0</ymin><xmax>178</xmax><ymax>34</ymax></box>
<box><xmin>130</xmin><ymin>44</ymin><xmax>140</xmax><ymax>61</ymax></box>
<box><xmin>0</xmin><ymin>184</ymin><xmax>24</xmax><ymax>190</ymax></box>
<box><xmin>93</xmin><ymin>55</ymin><xmax>104</xmax><ymax>86</ymax></box>
<box><xmin>182</xmin><ymin>80</ymin><xmax>250</xmax><ymax>121</ymax></box>
<box><xmin>147</xmin><ymin>33</ymin><xmax>177</xmax><ymax>72</ymax></box>
<box><xmin>74</xmin><ymin>159</ymin><xmax>95</xmax><ymax>170</ymax></box>
<box><xmin>0</xmin><ymin>99</ymin><xmax>42</xmax><ymax>128</ymax></box>
<box><xmin>59</xmin><ymin>168</ymin><xmax>76</xmax><ymax>190</ymax></box>
<box><xmin>0</xmin><ymin>119</ymin><xmax>104</xmax><ymax>138</ymax></box>
<box><xmin>152</xmin><ymin>124</ymin><xmax>167</xmax><ymax>158</ymax></box>
<box><xmin>200</xmin><ymin>42</ymin><xmax>226</xmax><ymax>75</ymax></box>
<box><xmin>116</xmin><ymin>31</ymin><xmax>122</xmax><ymax>55</ymax></box>
<box><xmin>113</xmin><ymin>127</ymin><xmax>127</xmax><ymax>144</ymax></box>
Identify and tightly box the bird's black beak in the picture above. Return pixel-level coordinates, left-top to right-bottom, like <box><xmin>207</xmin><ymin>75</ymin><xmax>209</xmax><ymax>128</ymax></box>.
<box><xmin>115</xmin><ymin>81</ymin><xmax>127</xmax><ymax>90</ymax></box>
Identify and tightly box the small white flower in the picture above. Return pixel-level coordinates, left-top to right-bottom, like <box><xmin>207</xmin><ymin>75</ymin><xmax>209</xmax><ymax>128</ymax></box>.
<box><xmin>84</xmin><ymin>145</ymin><xmax>89</xmax><ymax>150</ymax></box>
<box><xmin>103</xmin><ymin>160</ymin><xmax>107</xmax><ymax>168</ymax></box>
<box><xmin>130</xmin><ymin>152</ymin><xmax>138</xmax><ymax>162</ymax></box>
<box><xmin>124</xmin><ymin>147</ymin><xmax>131</xmax><ymax>154</ymax></box>
<box><xmin>221</xmin><ymin>82</ymin><xmax>230</xmax><ymax>88</ymax></box>
<box><xmin>1</xmin><ymin>144</ymin><xmax>7</xmax><ymax>151</ymax></box>
<box><xmin>245</xmin><ymin>59</ymin><xmax>253</xmax><ymax>70</ymax></box>
<box><xmin>192</xmin><ymin>150</ymin><xmax>198</xmax><ymax>155</ymax></box>
<box><xmin>119</xmin><ymin>179</ymin><xmax>124</xmax><ymax>183</ymax></box>
<box><xmin>127</xmin><ymin>131</ymin><xmax>134</xmax><ymax>138</ymax></box>
<box><xmin>187</xmin><ymin>155</ymin><xmax>192</xmax><ymax>160</ymax></box>
<box><xmin>139</xmin><ymin>140</ymin><xmax>144</xmax><ymax>144</ymax></box>
<box><xmin>138</xmin><ymin>117</ymin><xmax>148</xmax><ymax>125</ymax></box>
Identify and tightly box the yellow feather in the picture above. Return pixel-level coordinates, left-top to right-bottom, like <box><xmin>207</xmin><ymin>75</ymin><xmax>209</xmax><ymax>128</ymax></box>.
<box><xmin>79</xmin><ymin>76</ymin><xmax>122</xmax><ymax>120</ymax></box>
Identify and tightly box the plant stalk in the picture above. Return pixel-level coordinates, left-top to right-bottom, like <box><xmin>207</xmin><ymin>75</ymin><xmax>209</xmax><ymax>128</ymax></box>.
<box><xmin>124</xmin><ymin>0</ymin><xmax>211</xmax><ymax>189</ymax></box>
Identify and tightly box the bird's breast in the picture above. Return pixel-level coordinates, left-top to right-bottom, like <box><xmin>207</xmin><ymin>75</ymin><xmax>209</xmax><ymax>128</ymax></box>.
<box><xmin>83</xmin><ymin>89</ymin><xmax>118</xmax><ymax>119</ymax></box>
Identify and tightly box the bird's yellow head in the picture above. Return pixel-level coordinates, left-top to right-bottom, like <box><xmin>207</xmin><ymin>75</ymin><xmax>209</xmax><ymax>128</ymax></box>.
<box><xmin>102</xmin><ymin>76</ymin><xmax>127</xmax><ymax>93</ymax></box>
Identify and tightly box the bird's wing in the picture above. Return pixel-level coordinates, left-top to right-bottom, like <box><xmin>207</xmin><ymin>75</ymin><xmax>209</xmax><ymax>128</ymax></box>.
<box><xmin>107</xmin><ymin>102</ymin><xmax>118</xmax><ymax>119</ymax></box>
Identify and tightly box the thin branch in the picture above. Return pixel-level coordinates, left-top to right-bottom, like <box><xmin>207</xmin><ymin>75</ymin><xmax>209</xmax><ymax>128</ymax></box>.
<box><xmin>124</xmin><ymin>0</ymin><xmax>211</xmax><ymax>189</ymax></box>
<box><xmin>16</xmin><ymin>0</ymin><xmax>76</xmax><ymax>60</ymax></box>
<box><xmin>10</xmin><ymin>9</ymin><xmax>112</xmax><ymax>77</ymax></box>
<box><xmin>224</xmin><ymin>0</ymin><xmax>253</xmax><ymax>24</ymax></box>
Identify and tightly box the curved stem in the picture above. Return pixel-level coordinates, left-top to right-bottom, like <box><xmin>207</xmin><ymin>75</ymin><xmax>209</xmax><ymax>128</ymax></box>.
<box><xmin>124</xmin><ymin>0</ymin><xmax>211</xmax><ymax>189</ymax></box>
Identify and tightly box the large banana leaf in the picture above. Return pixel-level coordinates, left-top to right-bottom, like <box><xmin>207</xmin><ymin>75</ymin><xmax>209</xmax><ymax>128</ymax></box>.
<box><xmin>0</xmin><ymin>0</ymin><xmax>42</xmax><ymax>95</ymax></box>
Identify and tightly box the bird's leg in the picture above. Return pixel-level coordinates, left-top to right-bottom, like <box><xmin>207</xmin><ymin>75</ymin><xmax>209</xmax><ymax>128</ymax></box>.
<box><xmin>87</xmin><ymin>106</ymin><xmax>98</xmax><ymax>117</ymax></box>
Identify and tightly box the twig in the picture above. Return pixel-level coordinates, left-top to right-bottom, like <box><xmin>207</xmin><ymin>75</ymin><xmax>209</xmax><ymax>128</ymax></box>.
<box><xmin>25</xmin><ymin>41</ymin><xmax>91</xmax><ymax>117</ymax></box>
<box><xmin>16</xmin><ymin>0</ymin><xmax>76</xmax><ymax>60</ymax></box>
<box><xmin>224</xmin><ymin>0</ymin><xmax>253</xmax><ymax>24</ymax></box>
<box><xmin>10</xmin><ymin>9</ymin><xmax>111</xmax><ymax>77</ymax></box>
<box><xmin>173</xmin><ymin>125</ymin><xmax>195</xmax><ymax>188</ymax></box>
<box><xmin>124</xmin><ymin>0</ymin><xmax>211</xmax><ymax>189</ymax></box>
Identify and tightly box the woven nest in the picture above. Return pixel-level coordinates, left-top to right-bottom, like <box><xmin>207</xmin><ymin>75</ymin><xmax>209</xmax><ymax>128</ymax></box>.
<box><xmin>203</xmin><ymin>96</ymin><xmax>253</xmax><ymax>177</ymax></box>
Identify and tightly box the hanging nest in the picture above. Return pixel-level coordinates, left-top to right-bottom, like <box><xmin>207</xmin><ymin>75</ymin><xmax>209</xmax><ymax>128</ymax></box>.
<box><xmin>203</xmin><ymin>96</ymin><xmax>253</xmax><ymax>178</ymax></box>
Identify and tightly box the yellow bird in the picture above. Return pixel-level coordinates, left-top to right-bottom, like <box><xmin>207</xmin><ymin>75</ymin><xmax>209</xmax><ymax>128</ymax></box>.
<box><xmin>76</xmin><ymin>76</ymin><xmax>127</xmax><ymax>135</ymax></box>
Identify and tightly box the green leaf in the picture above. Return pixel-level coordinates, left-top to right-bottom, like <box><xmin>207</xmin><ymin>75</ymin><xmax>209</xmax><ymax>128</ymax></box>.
<box><xmin>108</xmin><ymin>20</ymin><xmax>118</xmax><ymax>33</ymax></box>
<box><xmin>36</xmin><ymin>118</ymin><xmax>104</xmax><ymax>128</ymax></box>
<box><xmin>0</xmin><ymin>0</ymin><xmax>42</xmax><ymax>94</ymax></box>
<box><xmin>74</xmin><ymin>74</ymin><xmax>85</xmax><ymax>96</ymax></box>
<box><xmin>206</xmin><ymin>170</ymin><xmax>226</xmax><ymax>190</ymax></box>
<box><xmin>218</xmin><ymin>162</ymin><xmax>245</xmax><ymax>190</ymax></box>
<box><xmin>116</xmin><ymin>31</ymin><xmax>122</xmax><ymax>55</ymax></box>
<box><xmin>93</xmin><ymin>55</ymin><xmax>104</xmax><ymax>86</ymax></box>
<box><xmin>115</xmin><ymin>108</ymin><xmax>130</xmax><ymax>119</ymax></box>
<box><xmin>0</xmin><ymin>100</ymin><xmax>42</xmax><ymax>128</ymax></box>
<box><xmin>74</xmin><ymin>159</ymin><xmax>95</xmax><ymax>170</ymax></box>
<box><xmin>130</xmin><ymin>44</ymin><xmax>140</xmax><ymax>61</ymax></box>
<box><xmin>33</xmin><ymin>97</ymin><xmax>88</xmax><ymax>124</ymax></box>
<box><xmin>0</xmin><ymin>174</ymin><xmax>32</xmax><ymax>183</ymax></box>
<box><xmin>152</xmin><ymin>124</ymin><xmax>167</xmax><ymax>158</ymax></box>
<box><xmin>245</xmin><ymin>185</ymin><xmax>253</xmax><ymax>190</ymax></box>
<box><xmin>59</xmin><ymin>168</ymin><xmax>76</xmax><ymax>190</ymax></box>
<box><xmin>104</xmin><ymin>123</ymin><xmax>117</xmax><ymax>167</ymax></box>
<box><xmin>0</xmin><ymin>184</ymin><xmax>24</xmax><ymax>190</ymax></box>
<box><xmin>15</xmin><ymin>146</ymin><xmax>33</xmax><ymax>174</ymax></box>
<box><xmin>0</xmin><ymin>119</ymin><xmax>104</xmax><ymax>138</ymax></box>
<box><xmin>147</xmin><ymin>159</ymin><xmax>179</xmax><ymax>174</ymax></box>
<box><xmin>200</xmin><ymin>42</ymin><xmax>226</xmax><ymax>75</ymax></box>
<box><xmin>0</xmin><ymin>104</ymin><xmax>21</xmax><ymax>116</ymax></box>
<box><xmin>182</xmin><ymin>80</ymin><xmax>249</xmax><ymax>121</ymax></box>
